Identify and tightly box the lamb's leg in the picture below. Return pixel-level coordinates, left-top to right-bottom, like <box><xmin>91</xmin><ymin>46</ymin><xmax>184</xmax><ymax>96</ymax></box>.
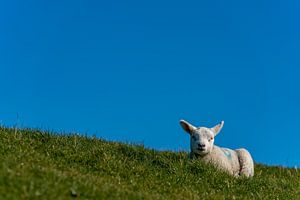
<box><xmin>235</xmin><ymin>148</ymin><xmax>254</xmax><ymax>177</ymax></box>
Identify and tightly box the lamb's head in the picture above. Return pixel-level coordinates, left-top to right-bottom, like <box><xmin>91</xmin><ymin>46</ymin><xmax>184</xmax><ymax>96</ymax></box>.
<box><xmin>180</xmin><ymin>120</ymin><xmax>224</xmax><ymax>156</ymax></box>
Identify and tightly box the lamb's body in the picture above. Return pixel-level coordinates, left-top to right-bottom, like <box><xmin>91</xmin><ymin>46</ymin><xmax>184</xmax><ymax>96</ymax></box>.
<box><xmin>190</xmin><ymin>146</ymin><xmax>254</xmax><ymax>177</ymax></box>
<box><xmin>180</xmin><ymin>119</ymin><xmax>254</xmax><ymax>178</ymax></box>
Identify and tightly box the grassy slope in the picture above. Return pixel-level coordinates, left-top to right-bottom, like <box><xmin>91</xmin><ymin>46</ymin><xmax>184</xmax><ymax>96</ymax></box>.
<box><xmin>0</xmin><ymin>127</ymin><xmax>299</xmax><ymax>200</ymax></box>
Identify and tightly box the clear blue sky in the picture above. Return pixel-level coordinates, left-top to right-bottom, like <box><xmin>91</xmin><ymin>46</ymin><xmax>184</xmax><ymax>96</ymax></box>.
<box><xmin>1</xmin><ymin>0</ymin><xmax>300</xmax><ymax>167</ymax></box>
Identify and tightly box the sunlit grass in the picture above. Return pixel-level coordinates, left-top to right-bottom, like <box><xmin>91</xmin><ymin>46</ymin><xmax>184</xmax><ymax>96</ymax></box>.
<box><xmin>0</xmin><ymin>127</ymin><xmax>299</xmax><ymax>199</ymax></box>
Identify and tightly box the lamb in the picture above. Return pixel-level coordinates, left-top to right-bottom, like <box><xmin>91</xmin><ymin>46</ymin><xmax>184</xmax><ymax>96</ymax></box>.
<box><xmin>180</xmin><ymin>119</ymin><xmax>254</xmax><ymax>177</ymax></box>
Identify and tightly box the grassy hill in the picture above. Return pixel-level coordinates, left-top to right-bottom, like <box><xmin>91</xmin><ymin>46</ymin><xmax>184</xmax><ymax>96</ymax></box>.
<box><xmin>0</xmin><ymin>127</ymin><xmax>299</xmax><ymax>199</ymax></box>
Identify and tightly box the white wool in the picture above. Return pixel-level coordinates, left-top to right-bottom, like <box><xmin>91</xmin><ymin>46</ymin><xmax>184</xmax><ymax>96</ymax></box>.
<box><xmin>180</xmin><ymin>120</ymin><xmax>254</xmax><ymax>177</ymax></box>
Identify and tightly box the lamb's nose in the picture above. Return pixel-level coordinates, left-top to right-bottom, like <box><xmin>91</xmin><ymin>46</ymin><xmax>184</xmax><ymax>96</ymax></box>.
<box><xmin>198</xmin><ymin>143</ymin><xmax>205</xmax><ymax>148</ymax></box>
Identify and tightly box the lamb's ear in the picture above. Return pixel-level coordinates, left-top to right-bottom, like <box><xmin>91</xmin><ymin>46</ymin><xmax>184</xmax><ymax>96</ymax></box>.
<box><xmin>211</xmin><ymin>121</ymin><xmax>224</xmax><ymax>136</ymax></box>
<box><xmin>180</xmin><ymin>120</ymin><xmax>196</xmax><ymax>135</ymax></box>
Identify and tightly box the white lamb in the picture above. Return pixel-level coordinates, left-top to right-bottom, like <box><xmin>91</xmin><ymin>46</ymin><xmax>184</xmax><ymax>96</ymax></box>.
<box><xmin>180</xmin><ymin>120</ymin><xmax>254</xmax><ymax>177</ymax></box>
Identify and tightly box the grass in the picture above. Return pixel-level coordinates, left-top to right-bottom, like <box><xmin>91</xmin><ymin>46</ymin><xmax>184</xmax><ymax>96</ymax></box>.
<box><xmin>0</xmin><ymin>127</ymin><xmax>299</xmax><ymax>199</ymax></box>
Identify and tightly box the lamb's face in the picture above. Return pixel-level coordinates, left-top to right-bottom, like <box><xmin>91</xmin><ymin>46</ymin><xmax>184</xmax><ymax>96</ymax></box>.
<box><xmin>180</xmin><ymin>120</ymin><xmax>224</xmax><ymax>156</ymax></box>
<box><xmin>190</xmin><ymin>128</ymin><xmax>215</xmax><ymax>155</ymax></box>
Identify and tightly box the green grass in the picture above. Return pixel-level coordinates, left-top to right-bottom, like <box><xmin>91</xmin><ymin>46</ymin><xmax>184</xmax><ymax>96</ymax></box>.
<box><xmin>0</xmin><ymin>127</ymin><xmax>299</xmax><ymax>199</ymax></box>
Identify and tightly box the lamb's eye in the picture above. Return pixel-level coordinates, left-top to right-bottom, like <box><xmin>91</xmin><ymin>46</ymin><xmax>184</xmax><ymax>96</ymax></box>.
<box><xmin>209</xmin><ymin>137</ymin><xmax>214</xmax><ymax>141</ymax></box>
<box><xmin>192</xmin><ymin>136</ymin><xmax>196</xmax><ymax>140</ymax></box>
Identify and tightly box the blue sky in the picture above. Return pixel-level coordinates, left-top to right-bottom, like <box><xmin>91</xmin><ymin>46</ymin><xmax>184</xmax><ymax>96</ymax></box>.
<box><xmin>1</xmin><ymin>0</ymin><xmax>300</xmax><ymax>167</ymax></box>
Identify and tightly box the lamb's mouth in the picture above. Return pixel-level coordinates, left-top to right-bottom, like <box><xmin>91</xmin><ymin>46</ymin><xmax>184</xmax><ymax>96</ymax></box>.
<box><xmin>197</xmin><ymin>148</ymin><xmax>205</xmax><ymax>152</ymax></box>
